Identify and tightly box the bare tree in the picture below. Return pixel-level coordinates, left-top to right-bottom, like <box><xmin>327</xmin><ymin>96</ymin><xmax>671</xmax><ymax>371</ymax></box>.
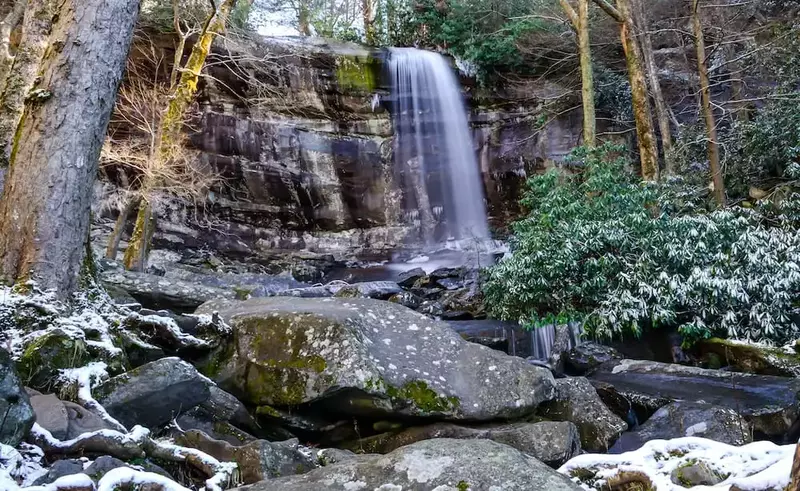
<box><xmin>123</xmin><ymin>0</ymin><xmax>237</xmax><ymax>271</ymax></box>
<box><xmin>593</xmin><ymin>0</ymin><xmax>659</xmax><ymax>181</ymax></box>
<box><xmin>692</xmin><ymin>0</ymin><xmax>725</xmax><ymax>206</ymax></box>
<box><xmin>0</xmin><ymin>0</ymin><xmax>140</xmax><ymax>297</ymax></box>
<box><xmin>559</xmin><ymin>0</ymin><xmax>596</xmax><ymax>147</ymax></box>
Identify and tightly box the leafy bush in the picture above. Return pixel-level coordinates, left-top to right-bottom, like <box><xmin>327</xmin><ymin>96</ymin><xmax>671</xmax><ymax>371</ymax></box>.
<box><xmin>484</xmin><ymin>144</ymin><xmax>800</xmax><ymax>345</ymax></box>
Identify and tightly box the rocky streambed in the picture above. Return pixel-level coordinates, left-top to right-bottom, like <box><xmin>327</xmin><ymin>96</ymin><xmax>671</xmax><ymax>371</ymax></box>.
<box><xmin>2</xmin><ymin>258</ymin><xmax>800</xmax><ymax>490</ymax></box>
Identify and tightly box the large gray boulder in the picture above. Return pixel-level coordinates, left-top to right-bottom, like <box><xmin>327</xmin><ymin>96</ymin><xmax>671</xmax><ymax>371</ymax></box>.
<box><xmin>0</xmin><ymin>348</ymin><xmax>34</xmax><ymax>446</ymax></box>
<box><xmin>235</xmin><ymin>438</ymin><xmax>583</xmax><ymax>491</ymax></box>
<box><xmin>350</xmin><ymin>421</ymin><xmax>580</xmax><ymax>468</ymax></box>
<box><xmin>197</xmin><ymin>297</ymin><xmax>555</xmax><ymax>420</ymax></box>
<box><xmin>537</xmin><ymin>377</ymin><xmax>627</xmax><ymax>452</ymax></box>
<box><xmin>611</xmin><ymin>401</ymin><xmax>752</xmax><ymax>453</ymax></box>
<box><xmin>589</xmin><ymin>359</ymin><xmax>800</xmax><ymax>439</ymax></box>
<box><xmin>95</xmin><ymin>357</ymin><xmax>210</xmax><ymax>430</ymax></box>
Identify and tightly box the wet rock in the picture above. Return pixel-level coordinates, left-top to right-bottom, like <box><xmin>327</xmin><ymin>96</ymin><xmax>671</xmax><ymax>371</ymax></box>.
<box><xmin>387</xmin><ymin>291</ymin><xmax>424</xmax><ymax>310</ymax></box>
<box><xmin>537</xmin><ymin>377</ymin><xmax>627</xmax><ymax>452</ymax></box>
<box><xmin>332</xmin><ymin>281</ymin><xmax>402</xmax><ymax>300</ymax></box>
<box><xmin>396</xmin><ymin>268</ymin><xmax>426</xmax><ymax>288</ymax></box>
<box><xmin>117</xmin><ymin>329</ymin><xmax>165</xmax><ymax>368</ymax></box>
<box><xmin>95</xmin><ymin>357</ymin><xmax>210</xmax><ymax>430</ymax></box>
<box><xmin>417</xmin><ymin>300</ymin><xmax>444</xmax><ymax>317</ymax></box>
<box><xmin>565</xmin><ymin>343</ymin><xmax>621</xmax><ymax>375</ymax></box>
<box><xmin>347</xmin><ymin>421</ymin><xmax>580</xmax><ymax>468</ymax></box>
<box><xmin>439</xmin><ymin>310</ymin><xmax>473</xmax><ymax>321</ymax></box>
<box><xmin>611</xmin><ymin>401</ymin><xmax>752</xmax><ymax>453</ymax></box>
<box><xmin>446</xmin><ymin>320</ymin><xmax>514</xmax><ymax>354</ymax></box>
<box><xmin>30</xmin><ymin>395</ymin><xmax>68</xmax><ymax>440</ymax></box>
<box><xmin>0</xmin><ymin>348</ymin><xmax>35</xmax><ymax>446</ymax></box>
<box><xmin>277</xmin><ymin>285</ymin><xmax>335</xmax><ymax>298</ymax></box>
<box><xmin>548</xmin><ymin>325</ymin><xmax>576</xmax><ymax>374</ymax></box>
<box><xmin>697</xmin><ymin>338</ymin><xmax>800</xmax><ymax>376</ymax></box>
<box><xmin>100</xmin><ymin>268</ymin><xmax>235</xmax><ymax>312</ymax></box>
<box><xmin>84</xmin><ymin>456</ymin><xmax>128</xmax><ymax>481</ymax></box>
<box><xmin>589</xmin><ymin>359</ymin><xmax>800</xmax><ymax>440</ymax></box>
<box><xmin>177</xmin><ymin>429</ymin><xmax>315</xmax><ymax>484</ymax></box>
<box><xmin>236</xmin><ymin>438</ymin><xmax>583</xmax><ymax>491</ymax></box>
<box><xmin>429</xmin><ymin>267</ymin><xmax>465</xmax><ymax>280</ymax></box>
<box><xmin>670</xmin><ymin>461</ymin><xmax>723</xmax><ymax>487</ymax></box>
<box><xmin>17</xmin><ymin>329</ymin><xmax>91</xmax><ymax>391</ymax></box>
<box><xmin>63</xmin><ymin>401</ymin><xmax>114</xmax><ymax>440</ymax></box>
<box><xmin>198</xmin><ymin>297</ymin><xmax>555</xmax><ymax>421</ymax></box>
<box><xmin>32</xmin><ymin>459</ymin><xmax>84</xmax><ymax>485</ymax></box>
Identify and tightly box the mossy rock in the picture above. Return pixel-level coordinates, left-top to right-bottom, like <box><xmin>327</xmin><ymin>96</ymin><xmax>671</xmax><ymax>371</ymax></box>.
<box><xmin>17</xmin><ymin>329</ymin><xmax>91</xmax><ymax>390</ymax></box>
<box><xmin>197</xmin><ymin>297</ymin><xmax>556</xmax><ymax>421</ymax></box>
<box><xmin>335</xmin><ymin>54</ymin><xmax>380</xmax><ymax>92</ymax></box>
<box><xmin>698</xmin><ymin>338</ymin><xmax>800</xmax><ymax>377</ymax></box>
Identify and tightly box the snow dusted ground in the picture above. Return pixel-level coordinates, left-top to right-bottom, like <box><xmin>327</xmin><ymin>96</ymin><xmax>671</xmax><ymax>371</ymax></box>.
<box><xmin>560</xmin><ymin>437</ymin><xmax>796</xmax><ymax>490</ymax></box>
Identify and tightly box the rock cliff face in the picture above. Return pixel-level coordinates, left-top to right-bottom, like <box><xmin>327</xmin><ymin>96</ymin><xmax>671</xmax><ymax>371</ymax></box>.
<box><xmin>136</xmin><ymin>36</ymin><xmax>583</xmax><ymax>259</ymax></box>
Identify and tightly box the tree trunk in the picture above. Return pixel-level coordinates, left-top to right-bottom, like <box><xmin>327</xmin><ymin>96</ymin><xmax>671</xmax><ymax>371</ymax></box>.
<box><xmin>122</xmin><ymin>200</ymin><xmax>154</xmax><ymax>272</ymax></box>
<box><xmin>560</xmin><ymin>0</ymin><xmax>596</xmax><ymax>147</ymax></box>
<box><xmin>618</xmin><ymin>0</ymin><xmax>659</xmax><ymax>181</ymax></box>
<box><xmin>692</xmin><ymin>0</ymin><xmax>725</xmax><ymax>207</ymax></box>
<box><xmin>577</xmin><ymin>0</ymin><xmax>595</xmax><ymax>147</ymax></box>
<box><xmin>362</xmin><ymin>0</ymin><xmax>376</xmax><ymax>45</ymax></box>
<box><xmin>0</xmin><ymin>0</ymin><xmax>140</xmax><ymax>297</ymax></box>
<box><xmin>791</xmin><ymin>440</ymin><xmax>800</xmax><ymax>491</ymax></box>
<box><xmin>105</xmin><ymin>196</ymin><xmax>140</xmax><ymax>261</ymax></box>
<box><xmin>0</xmin><ymin>0</ymin><xmax>58</xmax><ymax>172</ymax></box>
<box><xmin>123</xmin><ymin>0</ymin><xmax>236</xmax><ymax>271</ymax></box>
<box><xmin>633</xmin><ymin>0</ymin><xmax>674</xmax><ymax>174</ymax></box>
<box><xmin>0</xmin><ymin>0</ymin><xmax>26</xmax><ymax>89</ymax></box>
<box><xmin>298</xmin><ymin>1</ymin><xmax>311</xmax><ymax>36</ymax></box>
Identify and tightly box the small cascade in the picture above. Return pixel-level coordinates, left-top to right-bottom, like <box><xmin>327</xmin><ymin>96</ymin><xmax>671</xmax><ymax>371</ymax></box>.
<box><xmin>386</xmin><ymin>48</ymin><xmax>490</xmax><ymax>243</ymax></box>
<box><xmin>530</xmin><ymin>322</ymin><xmax>583</xmax><ymax>361</ymax></box>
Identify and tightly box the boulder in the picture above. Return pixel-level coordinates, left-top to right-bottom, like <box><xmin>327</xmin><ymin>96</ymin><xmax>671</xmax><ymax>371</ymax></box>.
<box><xmin>387</xmin><ymin>291</ymin><xmax>424</xmax><ymax>310</ymax></box>
<box><xmin>316</xmin><ymin>448</ymin><xmax>359</xmax><ymax>466</ymax></box>
<box><xmin>84</xmin><ymin>455</ymin><xmax>173</xmax><ymax>482</ymax></box>
<box><xmin>95</xmin><ymin>357</ymin><xmax>210</xmax><ymax>430</ymax></box>
<box><xmin>0</xmin><ymin>348</ymin><xmax>34</xmax><ymax>446</ymax></box>
<box><xmin>611</xmin><ymin>401</ymin><xmax>752</xmax><ymax>453</ymax></box>
<box><xmin>177</xmin><ymin>430</ymin><xmax>315</xmax><ymax>484</ymax></box>
<box><xmin>198</xmin><ymin>297</ymin><xmax>555</xmax><ymax>421</ymax></box>
<box><xmin>234</xmin><ymin>438</ymin><xmax>583</xmax><ymax>491</ymax></box>
<box><xmin>446</xmin><ymin>320</ymin><xmax>513</xmax><ymax>354</ymax></box>
<box><xmin>100</xmin><ymin>267</ymin><xmax>235</xmax><ymax>312</ymax></box>
<box><xmin>348</xmin><ymin>421</ymin><xmax>580</xmax><ymax>468</ymax></box>
<box><xmin>589</xmin><ymin>359</ymin><xmax>800</xmax><ymax>440</ymax></box>
<box><xmin>537</xmin><ymin>377</ymin><xmax>627</xmax><ymax>452</ymax></box>
<box><xmin>30</xmin><ymin>395</ymin><xmax>68</xmax><ymax>440</ymax></box>
<box><xmin>396</xmin><ymin>268</ymin><xmax>426</xmax><ymax>288</ymax></box>
<box><xmin>670</xmin><ymin>461</ymin><xmax>724</xmax><ymax>487</ymax></box>
<box><xmin>697</xmin><ymin>338</ymin><xmax>800</xmax><ymax>376</ymax></box>
<box><xmin>17</xmin><ymin>329</ymin><xmax>91</xmax><ymax>390</ymax></box>
<box><xmin>63</xmin><ymin>401</ymin><xmax>115</xmax><ymax>439</ymax></box>
<box><xmin>332</xmin><ymin>281</ymin><xmax>403</xmax><ymax>300</ymax></box>
<box><xmin>565</xmin><ymin>343</ymin><xmax>621</xmax><ymax>375</ymax></box>
<box><xmin>32</xmin><ymin>459</ymin><xmax>84</xmax><ymax>485</ymax></box>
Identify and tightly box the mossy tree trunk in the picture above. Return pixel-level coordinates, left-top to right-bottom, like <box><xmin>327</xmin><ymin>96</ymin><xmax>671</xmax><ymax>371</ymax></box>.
<box><xmin>0</xmin><ymin>0</ymin><xmax>140</xmax><ymax>297</ymax></box>
<box><xmin>560</xmin><ymin>0</ymin><xmax>596</xmax><ymax>147</ymax></box>
<box><xmin>593</xmin><ymin>0</ymin><xmax>659</xmax><ymax>181</ymax></box>
<box><xmin>123</xmin><ymin>0</ymin><xmax>236</xmax><ymax>271</ymax></box>
<box><xmin>633</xmin><ymin>0</ymin><xmax>674</xmax><ymax>175</ymax></box>
<box><xmin>0</xmin><ymin>0</ymin><xmax>59</xmax><ymax>175</ymax></box>
<box><xmin>298</xmin><ymin>0</ymin><xmax>312</xmax><ymax>36</ymax></box>
<box><xmin>362</xmin><ymin>0</ymin><xmax>377</xmax><ymax>45</ymax></box>
<box><xmin>692</xmin><ymin>0</ymin><xmax>725</xmax><ymax>207</ymax></box>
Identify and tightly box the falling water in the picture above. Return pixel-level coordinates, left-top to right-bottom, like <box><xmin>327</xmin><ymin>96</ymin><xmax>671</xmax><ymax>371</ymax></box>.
<box><xmin>531</xmin><ymin>322</ymin><xmax>583</xmax><ymax>361</ymax></box>
<box><xmin>387</xmin><ymin>48</ymin><xmax>489</xmax><ymax>243</ymax></box>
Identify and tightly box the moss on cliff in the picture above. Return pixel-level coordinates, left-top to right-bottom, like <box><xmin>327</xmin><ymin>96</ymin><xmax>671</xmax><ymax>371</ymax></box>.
<box><xmin>335</xmin><ymin>55</ymin><xmax>379</xmax><ymax>92</ymax></box>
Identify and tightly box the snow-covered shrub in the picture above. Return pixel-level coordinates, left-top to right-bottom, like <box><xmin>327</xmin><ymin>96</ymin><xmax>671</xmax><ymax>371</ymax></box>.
<box><xmin>484</xmin><ymin>144</ymin><xmax>800</xmax><ymax>344</ymax></box>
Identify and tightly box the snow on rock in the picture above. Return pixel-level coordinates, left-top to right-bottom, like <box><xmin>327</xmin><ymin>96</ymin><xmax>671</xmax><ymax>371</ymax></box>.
<box><xmin>0</xmin><ymin>443</ymin><xmax>47</xmax><ymax>489</ymax></box>
<box><xmin>559</xmin><ymin>436</ymin><xmax>795</xmax><ymax>490</ymax></box>
<box><xmin>96</xmin><ymin>467</ymin><xmax>190</xmax><ymax>491</ymax></box>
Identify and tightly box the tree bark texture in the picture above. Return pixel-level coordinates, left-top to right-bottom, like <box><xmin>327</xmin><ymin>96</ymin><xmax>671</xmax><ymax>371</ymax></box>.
<box><xmin>0</xmin><ymin>0</ymin><xmax>140</xmax><ymax>296</ymax></box>
<box><xmin>632</xmin><ymin>0</ymin><xmax>674</xmax><ymax>174</ymax></box>
<box><xmin>592</xmin><ymin>0</ymin><xmax>659</xmax><ymax>181</ymax></box>
<box><xmin>560</xmin><ymin>0</ymin><xmax>596</xmax><ymax>147</ymax></box>
<box><xmin>791</xmin><ymin>440</ymin><xmax>800</xmax><ymax>491</ymax></box>
<box><xmin>617</xmin><ymin>0</ymin><xmax>659</xmax><ymax>181</ymax></box>
<box><xmin>692</xmin><ymin>0</ymin><xmax>725</xmax><ymax>207</ymax></box>
<box><xmin>0</xmin><ymin>0</ymin><xmax>58</xmax><ymax>171</ymax></box>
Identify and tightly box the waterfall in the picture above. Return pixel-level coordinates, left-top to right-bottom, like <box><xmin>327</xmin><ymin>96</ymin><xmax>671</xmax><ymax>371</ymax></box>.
<box><xmin>387</xmin><ymin>48</ymin><xmax>489</xmax><ymax>243</ymax></box>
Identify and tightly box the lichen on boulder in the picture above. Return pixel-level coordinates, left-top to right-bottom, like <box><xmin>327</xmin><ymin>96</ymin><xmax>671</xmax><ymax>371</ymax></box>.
<box><xmin>197</xmin><ymin>297</ymin><xmax>556</xmax><ymax>421</ymax></box>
